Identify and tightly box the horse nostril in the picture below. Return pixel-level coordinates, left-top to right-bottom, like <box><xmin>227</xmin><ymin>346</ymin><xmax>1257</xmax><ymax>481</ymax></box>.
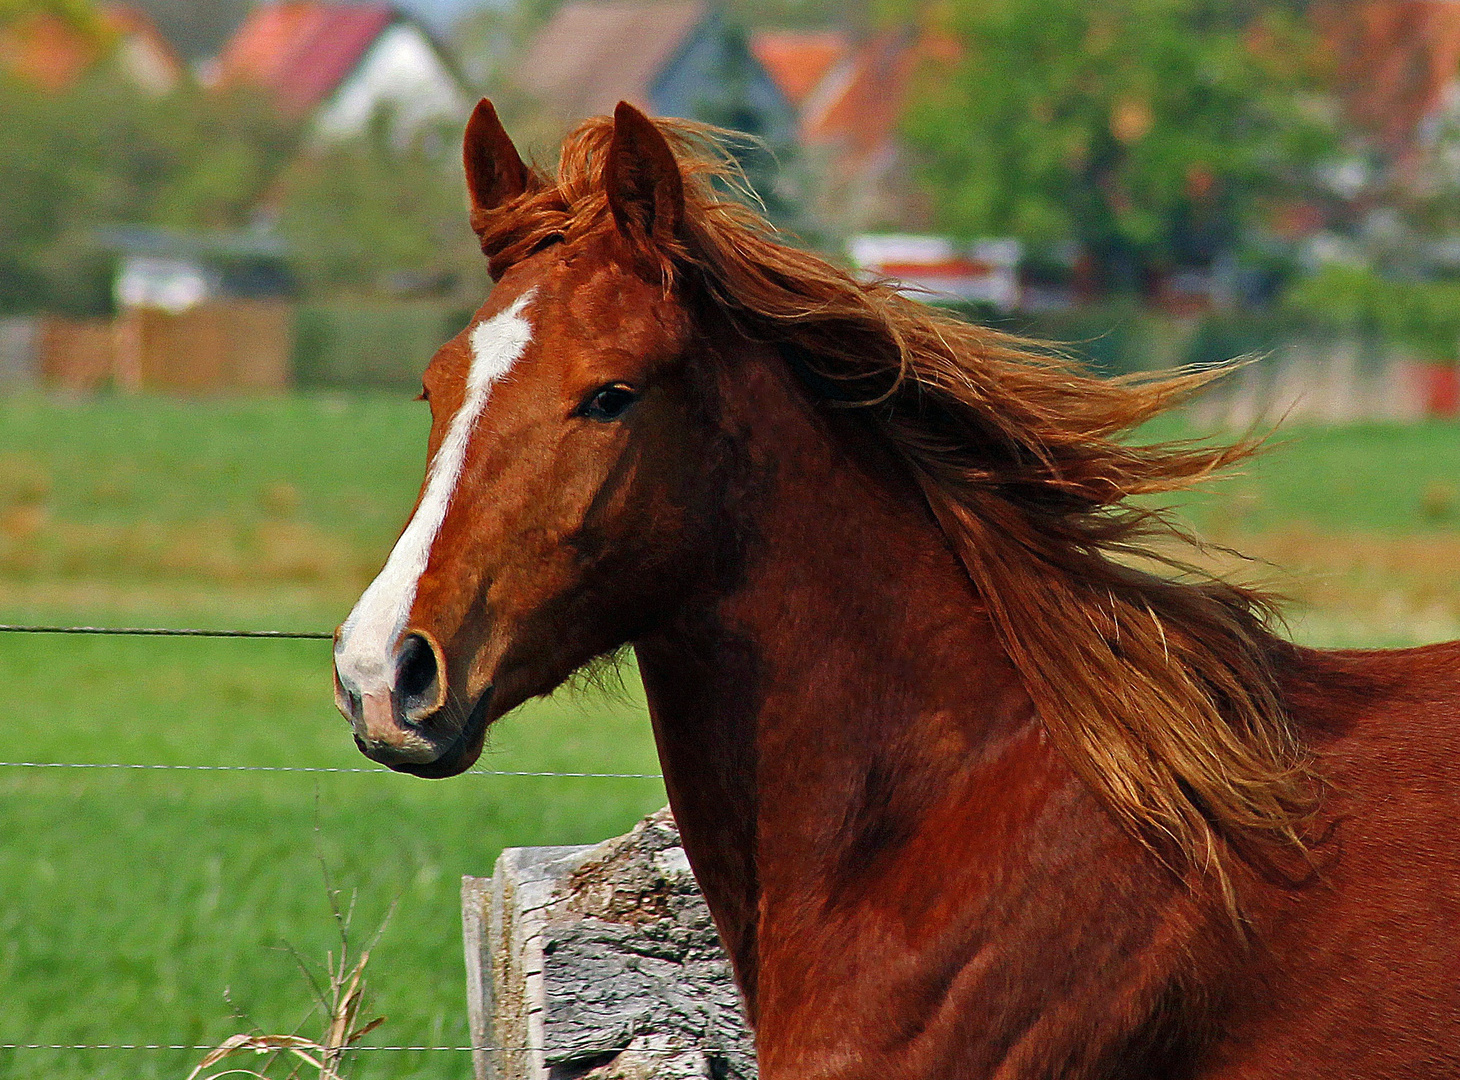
<box><xmin>395</xmin><ymin>632</ymin><xmax>440</xmax><ymax>711</ymax></box>
<box><xmin>333</xmin><ymin>664</ymin><xmax>361</xmax><ymax>724</ymax></box>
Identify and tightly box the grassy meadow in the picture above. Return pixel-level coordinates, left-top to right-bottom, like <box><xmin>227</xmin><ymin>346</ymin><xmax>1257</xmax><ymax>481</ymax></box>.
<box><xmin>0</xmin><ymin>391</ymin><xmax>1454</xmax><ymax>1079</ymax></box>
<box><xmin>0</xmin><ymin>393</ymin><xmax>666</xmax><ymax>1080</ymax></box>
<box><xmin>1153</xmin><ymin>418</ymin><xmax>1460</xmax><ymax>646</ymax></box>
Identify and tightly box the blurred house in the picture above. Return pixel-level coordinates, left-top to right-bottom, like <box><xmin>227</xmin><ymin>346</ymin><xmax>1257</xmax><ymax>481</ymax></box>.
<box><xmin>115</xmin><ymin>0</ymin><xmax>255</xmax><ymax>64</ymax></box>
<box><xmin>38</xmin><ymin>226</ymin><xmax>294</xmax><ymax>394</ymax></box>
<box><xmin>213</xmin><ymin>1</ymin><xmax>470</xmax><ymax>140</ymax></box>
<box><xmin>751</xmin><ymin>29</ymin><xmax>956</xmax><ymax>234</ymax></box>
<box><xmin>101</xmin><ymin>225</ymin><xmax>293</xmax><ymax>311</ymax></box>
<box><xmin>515</xmin><ymin>2</ymin><xmax>793</xmax><ymax>144</ymax></box>
<box><xmin>750</xmin><ymin>30</ymin><xmax>844</xmax><ymax>111</ymax></box>
<box><xmin>0</xmin><ymin>4</ymin><xmax>182</xmax><ymax>94</ymax></box>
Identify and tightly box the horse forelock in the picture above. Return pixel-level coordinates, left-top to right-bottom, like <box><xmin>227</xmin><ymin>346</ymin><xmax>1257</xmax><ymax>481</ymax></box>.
<box><xmin>476</xmin><ymin>112</ymin><xmax>1319</xmax><ymax>908</ymax></box>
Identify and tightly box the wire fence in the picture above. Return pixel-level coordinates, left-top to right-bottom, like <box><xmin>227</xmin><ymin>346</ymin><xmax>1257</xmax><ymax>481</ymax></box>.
<box><xmin>0</xmin><ymin>619</ymin><xmax>673</xmax><ymax>1060</ymax></box>
<box><xmin>0</xmin><ymin>1042</ymin><xmax>740</xmax><ymax>1054</ymax></box>
<box><xmin>0</xmin><ymin>1044</ymin><xmax>484</xmax><ymax>1052</ymax></box>
<box><xmin>0</xmin><ymin>623</ymin><xmax>332</xmax><ymax>639</ymax></box>
<box><xmin>0</xmin><ymin>761</ymin><xmax>662</xmax><ymax>778</ymax></box>
<box><xmin>0</xmin><ymin>623</ymin><xmax>665</xmax><ymax>779</ymax></box>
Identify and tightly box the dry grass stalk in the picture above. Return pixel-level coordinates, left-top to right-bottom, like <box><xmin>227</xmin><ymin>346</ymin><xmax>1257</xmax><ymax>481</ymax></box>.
<box><xmin>187</xmin><ymin>876</ymin><xmax>392</xmax><ymax>1080</ymax></box>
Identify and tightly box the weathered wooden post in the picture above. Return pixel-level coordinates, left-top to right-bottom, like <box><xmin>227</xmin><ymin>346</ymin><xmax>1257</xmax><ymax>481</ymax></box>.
<box><xmin>462</xmin><ymin>808</ymin><xmax>757</xmax><ymax>1080</ymax></box>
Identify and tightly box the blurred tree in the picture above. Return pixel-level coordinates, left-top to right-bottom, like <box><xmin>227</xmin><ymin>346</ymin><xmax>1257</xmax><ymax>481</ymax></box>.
<box><xmin>898</xmin><ymin>0</ymin><xmax>1335</xmax><ymax>295</ymax></box>
<box><xmin>685</xmin><ymin>17</ymin><xmax>813</xmax><ymax>239</ymax></box>
<box><xmin>453</xmin><ymin>1</ymin><xmax>813</xmax><ymax>240</ymax></box>
<box><xmin>727</xmin><ymin>0</ymin><xmax>868</xmax><ymax>31</ymax></box>
<box><xmin>0</xmin><ymin>0</ymin><xmax>100</xmax><ymax>30</ymax></box>
<box><xmin>452</xmin><ymin>0</ymin><xmax>869</xmax><ymax>89</ymax></box>
<box><xmin>1285</xmin><ymin>262</ymin><xmax>1460</xmax><ymax>362</ymax></box>
<box><xmin>273</xmin><ymin>111</ymin><xmax>487</xmax><ymax>300</ymax></box>
<box><xmin>0</xmin><ymin>70</ymin><xmax>299</xmax><ymax>314</ymax></box>
<box><xmin>450</xmin><ymin>0</ymin><xmax>559</xmax><ymax>91</ymax></box>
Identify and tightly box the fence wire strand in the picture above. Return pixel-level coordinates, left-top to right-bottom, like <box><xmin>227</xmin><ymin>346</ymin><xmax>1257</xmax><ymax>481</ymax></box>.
<box><xmin>0</xmin><ymin>624</ymin><xmax>663</xmax><ymax>778</ymax></box>
<box><xmin>0</xmin><ymin>620</ymin><xmax>683</xmax><ymax>1053</ymax></box>
<box><xmin>0</xmin><ymin>624</ymin><xmax>332</xmax><ymax>639</ymax></box>
<box><xmin>0</xmin><ymin>761</ymin><xmax>662</xmax><ymax>779</ymax></box>
<box><xmin>0</xmin><ymin>1043</ymin><xmax>732</xmax><ymax>1054</ymax></box>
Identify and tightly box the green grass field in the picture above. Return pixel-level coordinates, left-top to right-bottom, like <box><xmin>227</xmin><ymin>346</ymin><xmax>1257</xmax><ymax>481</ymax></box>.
<box><xmin>0</xmin><ymin>392</ymin><xmax>1454</xmax><ymax>1079</ymax></box>
<box><xmin>0</xmin><ymin>393</ymin><xmax>666</xmax><ymax>1080</ymax></box>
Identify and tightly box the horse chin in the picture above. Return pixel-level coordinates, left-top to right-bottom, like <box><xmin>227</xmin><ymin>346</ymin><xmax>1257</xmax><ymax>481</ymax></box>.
<box><xmin>387</xmin><ymin>688</ymin><xmax>494</xmax><ymax>779</ymax></box>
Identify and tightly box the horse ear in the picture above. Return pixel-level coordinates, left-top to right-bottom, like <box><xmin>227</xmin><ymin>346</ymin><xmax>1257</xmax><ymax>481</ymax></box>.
<box><xmin>607</xmin><ymin>101</ymin><xmax>684</xmax><ymax>244</ymax></box>
<box><xmin>463</xmin><ymin>99</ymin><xmax>530</xmax><ymax>224</ymax></box>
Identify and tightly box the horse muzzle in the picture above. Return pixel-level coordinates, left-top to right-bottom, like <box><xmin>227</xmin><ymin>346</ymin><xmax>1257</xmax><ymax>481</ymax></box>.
<box><xmin>333</xmin><ymin>627</ymin><xmax>490</xmax><ymax>777</ymax></box>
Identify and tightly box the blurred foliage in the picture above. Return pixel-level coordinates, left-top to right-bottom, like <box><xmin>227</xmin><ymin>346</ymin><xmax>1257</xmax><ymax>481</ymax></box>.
<box><xmin>0</xmin><ymin>0</ymin><xmax>99</xmax><ymax>30</ymax></box>
<box><xmin>951</xmin><ymin>298</ymin><xmax>1332</xmax><ymax>376</ymax></box>
<box><xmin>0</xmin><ymin>65</ymin><xmax>487</xmax><ymax>313</ymax></box>
<box><xmin>293</xmin><ymin>300</ymin><xmax>474</xmax><ymax>389</ymax></box>
<box><xmin>726</xmin><ymin>0</ymin><xmax>869</xmax><ymax>31</ymax></box>
<box><xmin>1284</xmin><ymin>263</ymin><xmax>1460</xmax><ymax>361</ymax></box>
<box><xmin>899</xmin><ymin>0</ymin><xmax>1337</xmax><ymax>293</ymax></box>
<box><xmin>272</xmin><ymin>114</ymin><xmax>489</xmax><ymax>300</ymax></box>
<box><xmin>450</xmin><ymin>0</ymin><xmax>558</xmax><ymax>91</ymax></box>
<box><xmin>0</xmin><ymin>71</ymin><xmax>298</xmax><ymax>315</ymax></box>
<box><xmin>3</xmin><ymin>0</ymin><xmax>252</xmax><ymax>61</ymax></box>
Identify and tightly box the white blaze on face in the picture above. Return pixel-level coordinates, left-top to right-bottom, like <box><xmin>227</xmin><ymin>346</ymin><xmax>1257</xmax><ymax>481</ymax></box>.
<box><xmin>334</xmin><ymin>290</ymin><xmax>537</xmax><ymax>697</ymax></box>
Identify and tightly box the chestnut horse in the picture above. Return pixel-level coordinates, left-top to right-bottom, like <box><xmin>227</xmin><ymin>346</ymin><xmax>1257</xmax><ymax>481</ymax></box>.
<box><xmin>333</xmin><ymin>100</ymin><xmax>1460</xmax><ymax>1078</ymax></box>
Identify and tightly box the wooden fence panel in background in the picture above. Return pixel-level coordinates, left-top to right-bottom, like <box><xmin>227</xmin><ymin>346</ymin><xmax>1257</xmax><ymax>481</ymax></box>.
<box><xmin>37</xmin><ymin>303</ymin><xmax>291</xmax><ymax>394</ymax></box>
<box><xmin>134</xmin><ymin>301</ymin><xmax>290</xmax><ymax>393</ymax></box>
<box><xmin>39</xmin><ymin>316</ymin><xmax>117</xmax><ymax>392</ymax></box>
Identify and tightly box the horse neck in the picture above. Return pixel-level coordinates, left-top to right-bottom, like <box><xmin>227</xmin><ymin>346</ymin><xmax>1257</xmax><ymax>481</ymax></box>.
<box><xmin>632</xmin><ymin>342</ymin><xmax>1226</xmax><ymax>1071</ymax></box>
<box><xmin>634</xmin><ymin>342</ymin><xmax>1066</xmax><ymax>1008</ymax></box>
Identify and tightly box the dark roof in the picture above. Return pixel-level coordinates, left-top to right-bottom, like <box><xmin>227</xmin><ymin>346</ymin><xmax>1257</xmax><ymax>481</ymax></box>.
<box><xmin>517</xmin><ymin>0</ymin><xmax>706</xmax><ymax>117</ymax></box>
<box><xmin>97</xmin><ymin>224</ymin><xmax>289</xmax><ymax>260</ymax></box>
<box><xmin>215</xmin><ymin>1</ymin><xmax>397</xmax><ymax>117</ymax></box>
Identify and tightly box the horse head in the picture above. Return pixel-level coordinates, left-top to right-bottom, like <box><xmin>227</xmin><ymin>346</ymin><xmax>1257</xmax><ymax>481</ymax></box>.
<box><xmin>332</xmin><ymin>101</ymin><xmax>723</xmax><ymax>777</ymax></box>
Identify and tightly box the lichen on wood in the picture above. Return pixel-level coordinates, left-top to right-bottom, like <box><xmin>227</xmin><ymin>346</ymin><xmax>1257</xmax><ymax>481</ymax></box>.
<box><xmin>463</xmin><ymin>808</ymin><xmax>757</xmax><ymax>1080</ymax></box>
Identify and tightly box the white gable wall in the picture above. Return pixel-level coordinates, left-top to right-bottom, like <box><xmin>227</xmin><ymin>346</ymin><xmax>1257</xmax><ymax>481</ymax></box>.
<box><xmin>313</xmin><ymin>22</ymin><xmax>471</xmax><ymax>142</ymax></box>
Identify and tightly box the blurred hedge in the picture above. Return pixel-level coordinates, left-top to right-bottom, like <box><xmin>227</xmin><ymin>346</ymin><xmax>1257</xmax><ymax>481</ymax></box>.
<box><xmin>292</xmin><ymin>300</ymin><xmax>474</xmax><ymax>390</ymax></box>
<box><xmin>289</xmin><ymin>298</ymin><xmax>1411</xmax><ymax>391</ymax></box>
<box><xmin>947</xmin><ymin>302</ymin><xmax>1375</xmax><ymax>376</ymax></box>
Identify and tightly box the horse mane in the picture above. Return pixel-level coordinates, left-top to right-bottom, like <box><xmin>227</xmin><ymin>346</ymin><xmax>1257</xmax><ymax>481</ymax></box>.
<box><xmin>475</xmin><ymin>114</ymin><xmax>1319</xmax><ymax>906</ymax></box>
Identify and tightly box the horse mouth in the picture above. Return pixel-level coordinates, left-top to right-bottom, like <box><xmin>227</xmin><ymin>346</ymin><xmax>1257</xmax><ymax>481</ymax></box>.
<box><xmin>380</xmin><ymin>688</ymin><xmax>493</xmax><ymax>779</ymax></box>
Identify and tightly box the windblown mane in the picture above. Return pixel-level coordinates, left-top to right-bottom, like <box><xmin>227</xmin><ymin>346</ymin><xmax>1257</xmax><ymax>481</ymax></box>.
<box><xmin>475</xmin><ymin>115</ymin><xmax>1318</xmax><ymax>905</ymax></box>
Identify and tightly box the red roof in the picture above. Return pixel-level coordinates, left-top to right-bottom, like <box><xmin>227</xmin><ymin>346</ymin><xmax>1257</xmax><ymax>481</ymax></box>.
<box><xmin>0</xmin><ymin>10</ymin><xmax>97</xmax><ymax>89</ymax></box>
<box><xmin>750</xmin><ymin>31</ymin><xmax>849</xmax><ymax>108</ymax></box>
<box><xmin>215</xmin><ymin>2</ymin><xmax>397</xmax><ymax>118</ymax></box>
<box><xmin>796</xmin><ymin>31</ymin><xmax>959</xmax><ymax>162</ymax></box>
<box><xmin>1315</xmin><ymin>0</ymin><xmax>1460</xmax><ymax>152</ymax></box>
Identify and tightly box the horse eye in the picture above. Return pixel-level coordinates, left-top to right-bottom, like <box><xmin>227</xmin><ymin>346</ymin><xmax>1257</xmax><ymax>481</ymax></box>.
<box><xmin>577</xmin><ymin>384</ymin><xmax>639</xmax><ymax>422</ymax></box>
